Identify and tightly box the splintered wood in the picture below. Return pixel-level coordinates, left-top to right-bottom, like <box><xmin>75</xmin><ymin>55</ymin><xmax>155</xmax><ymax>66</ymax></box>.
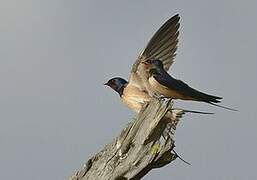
<box><xmin>70</xmin><ymin>99</ymin><xmax>184</xmax><ymax>180</ymax></box>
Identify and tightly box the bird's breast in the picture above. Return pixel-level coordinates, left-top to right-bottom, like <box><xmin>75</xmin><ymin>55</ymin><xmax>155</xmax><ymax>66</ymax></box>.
<box><xmin>121</xmin><ymin>85</ymin><xmax>151</xmax><ymax>113</ymax></box>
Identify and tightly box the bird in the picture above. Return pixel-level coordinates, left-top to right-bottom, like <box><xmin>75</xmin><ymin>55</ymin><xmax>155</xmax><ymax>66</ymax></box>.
<box><xmin>104</xmin><ymin>14</ymin><xmax>215</xmax><ymax>114</ymax></box>
<box><xmin>143</xmin><ymin>59</ymin><xmax>236</xmax><ymax>111</ymax></box>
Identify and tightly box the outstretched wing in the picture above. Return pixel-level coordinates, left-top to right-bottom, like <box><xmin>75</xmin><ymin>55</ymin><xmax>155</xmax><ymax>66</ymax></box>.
<box><xmin>129</xmin><ymin>14</ymin><xmax>180</xmax><ymax>90</ymax></box>
<box><xmin>131</xmin><ymin>14</ymin><xmax>180</xmax><ymax>73</ymax></box>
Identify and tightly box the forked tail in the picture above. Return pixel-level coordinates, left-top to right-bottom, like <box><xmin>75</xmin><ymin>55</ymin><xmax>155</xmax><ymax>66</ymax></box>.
<box><xmin>208</xmin><ymin>102</ymin><xmax>238</xmax><ymax>111</ymax></box>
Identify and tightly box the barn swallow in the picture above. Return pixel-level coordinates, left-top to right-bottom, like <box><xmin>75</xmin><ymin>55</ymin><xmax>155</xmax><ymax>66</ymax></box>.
<box><xmin>143</xmin><ymin>59</ymin><xmax>237</xmax><ymax>111</ymax></box>
<box><xmin>104</xmin><ymin>14</ymin><xmax>226</xmax><ymax>113</ymax></box>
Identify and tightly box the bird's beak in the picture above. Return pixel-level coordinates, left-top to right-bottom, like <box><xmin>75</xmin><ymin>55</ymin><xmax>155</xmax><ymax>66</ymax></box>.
<box><xmin>104</xmin><ymin>82</ymin><xmax>109</xmax><ymax>86</ymax></box>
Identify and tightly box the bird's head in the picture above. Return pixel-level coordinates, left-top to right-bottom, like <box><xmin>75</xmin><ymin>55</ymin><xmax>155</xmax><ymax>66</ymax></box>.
<box><xmin>104</xmin><ymin>77</ymin><xmax>128</xmax><ymax>96</ymax></box>
<box><xmin>141</xmin><ymin>59</ymin><xmax>164</xmax><ymax>76</ymax></box>
<box><xmin>147</xmin><ymin>59</ymin><xmax>164</xmax><ymax>68</ymax></box>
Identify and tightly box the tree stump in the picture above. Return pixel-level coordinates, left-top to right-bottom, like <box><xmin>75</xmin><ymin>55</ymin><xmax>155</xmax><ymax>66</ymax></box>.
<box><xmin>70</xmin><ymin>98</ymin><xmax>184</xmax><ymax>180</ymax></box>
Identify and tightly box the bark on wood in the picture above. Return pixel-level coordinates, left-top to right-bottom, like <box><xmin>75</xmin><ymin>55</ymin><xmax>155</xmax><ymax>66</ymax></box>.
<box><xmin>69</xmin><ymin>98</ymin><xmax>184</xmax><ymax>180</ymax></box>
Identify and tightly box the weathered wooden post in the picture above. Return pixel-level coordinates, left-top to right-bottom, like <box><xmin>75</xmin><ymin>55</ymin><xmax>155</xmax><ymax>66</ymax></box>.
<box><xmin>70</xmin><ymin>99</ymin><xmax>184</xmax><ymax>180</ymax></box>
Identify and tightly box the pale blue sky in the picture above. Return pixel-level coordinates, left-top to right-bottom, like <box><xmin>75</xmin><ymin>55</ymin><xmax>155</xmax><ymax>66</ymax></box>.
<box><xmin>0</xmin><ymin>0</ymin><xmax>256</xmax><ymax>179</ymax></box>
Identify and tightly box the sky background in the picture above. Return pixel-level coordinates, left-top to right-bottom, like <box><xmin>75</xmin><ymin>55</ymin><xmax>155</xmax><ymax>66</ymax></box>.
<box><xmin>0</xmin><ymin>0</ymin><xmax>257</xmax><ymax>179</ymax></box>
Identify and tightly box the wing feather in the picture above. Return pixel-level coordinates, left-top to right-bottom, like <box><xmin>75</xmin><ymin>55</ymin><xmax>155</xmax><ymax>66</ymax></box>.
<box><xmin>141</xmin><ymin>14</ymin><xmax>179</xmax><ymax>70</ymax></box>
<box><xmin>129</xmin><ymin>14</ymin><xmax>180</xmax><ymax>90</ymax></box>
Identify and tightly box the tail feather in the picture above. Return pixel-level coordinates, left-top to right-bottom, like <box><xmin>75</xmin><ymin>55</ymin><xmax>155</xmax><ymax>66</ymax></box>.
<box><xmin>188</xmin><ymin>90</ymin><xmax>237</xmax><ymax>111</ymax></box>
<box><xmin>195</xmin><ymin>92</ymin><xmax>237</xmax><ymax>111</ymax></box>
<box><xmin>171</xmin><ymin>108</ymin><xmax>214</xmax><ymax>115</ymax></box>
<box><xmin>181</xmin><ymin>109</ymin><xmax>214</xmax><ymax>115</ymax></box>
<box><xmin>208</xmin><ymin>102</ymin><xmax>238</xmax><ymax>111</ymax></box>
<box><xmin>193</xmin><ymin>90</ymin><xmax>222</xmax><ymax>103</ymax></box>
